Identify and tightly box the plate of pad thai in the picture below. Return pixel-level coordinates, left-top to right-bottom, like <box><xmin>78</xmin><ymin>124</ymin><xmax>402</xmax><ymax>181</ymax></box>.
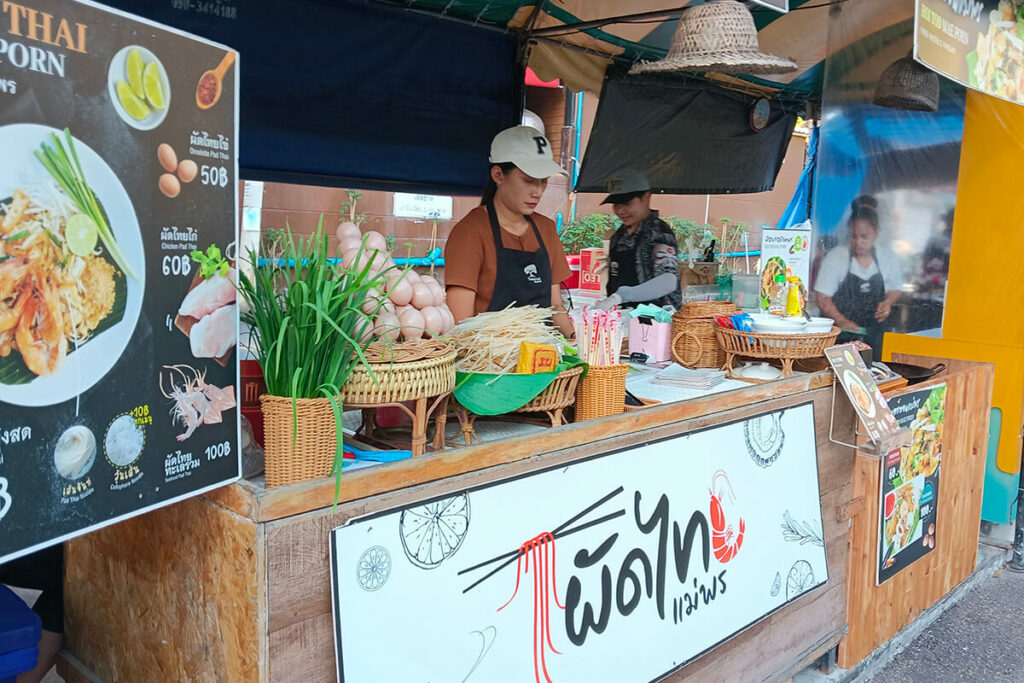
<box><xmin>0</xmin><ymin>124</ymin><xmax>145</xmax><ymax>406</ymax></box>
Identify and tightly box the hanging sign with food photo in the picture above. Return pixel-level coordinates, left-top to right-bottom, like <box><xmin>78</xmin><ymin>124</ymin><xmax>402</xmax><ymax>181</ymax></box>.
<box><xmin>915</xmin><ymin>0</ymin><xmax>1024</xmax><ymax>106</ymax></box>
<box><xmin>330</xmin><ymin>405</ymin><xmax>828</xmax><ymax>682</ymax></box>
<box><xmin>824</xmin><ymin>344</ymin><xmax>900</xmax><ymax>444</ymax></box>
<box><xmin>877</xmin><ymin>384</ymin><xmax>946</xmax><ymax>584</ymax></box>
<box><xmin>0</xmin><ymin>0</ymin><xmax>239</xmax><ymax>563</ymax></box>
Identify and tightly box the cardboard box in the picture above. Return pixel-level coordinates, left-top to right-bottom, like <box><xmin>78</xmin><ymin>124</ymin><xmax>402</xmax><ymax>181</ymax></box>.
<box><xmin>579</xmin><ymin>247</ymin><xmax>607</xmax><ymax>294</ymax></box>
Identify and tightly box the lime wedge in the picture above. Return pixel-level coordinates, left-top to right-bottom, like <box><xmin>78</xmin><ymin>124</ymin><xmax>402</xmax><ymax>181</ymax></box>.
<box><xmin>116</xmin><ymin>80</ymin><xmax>150</xmax><ymax>121</ymax></box>
<box><xmin>65</xmin><ymin>213</ymin><xmax>98</xmax><ymax>257</ymax></box>
<box><xmin>143</xmin><ymin>62</ymin><xmax>165</xmax><ymax>110</ymax></box>
<box><xmin>126</xmin><ymin>48</ymin><xmax>144</xmax><ymax>98</ymax></box>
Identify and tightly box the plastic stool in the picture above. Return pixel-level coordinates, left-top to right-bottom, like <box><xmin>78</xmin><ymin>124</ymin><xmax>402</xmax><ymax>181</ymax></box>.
<box><xmin>0</xmin><ymin>584</ymin><xmax>41</xmax><ymax>682</ymax></box>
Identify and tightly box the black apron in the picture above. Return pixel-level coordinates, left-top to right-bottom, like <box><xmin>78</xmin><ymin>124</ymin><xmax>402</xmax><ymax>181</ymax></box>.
<box><xmin>607</xmin><ymin>230</ymin><xmax>639</xmax><ymax>299</ymax></box>
<box><xmin>832</xmin><ymin>249</ymin><xmax>888</xmax><ymax>352</ymax></box>
<box><xmin>485</xmin><ymin>201</ymin><xmax>552</xmax><ymax>311</ymax></box>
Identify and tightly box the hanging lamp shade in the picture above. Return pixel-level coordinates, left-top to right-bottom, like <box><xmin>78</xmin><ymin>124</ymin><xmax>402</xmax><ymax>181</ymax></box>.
<box><xmin>873</xmin><ymin>53</ymin><xmax>940</xmax><ymax>112</ymax></box>
<box><xmin>629</xmin><ymin>0</ymin><xmax>797</xmax><ymax>76</ymax></box>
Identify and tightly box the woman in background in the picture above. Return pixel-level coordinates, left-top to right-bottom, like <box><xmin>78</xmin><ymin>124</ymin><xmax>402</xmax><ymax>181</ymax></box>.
<box><xmin>814</xmin><ymin>195</ymin><xmax>903</xmax><ymax>352</ymax></box>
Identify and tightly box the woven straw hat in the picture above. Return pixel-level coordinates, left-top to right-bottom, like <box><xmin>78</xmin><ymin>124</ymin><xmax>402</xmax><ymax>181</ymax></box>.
<box><xmin>630</xmin><ymin>0</ymin><xmax>797</xmax><ymax>76</ymax></box>
<box><xmin>873</xmin><ymin>55</ymin><xmax>939</xmax><ymax>112</ymax></box>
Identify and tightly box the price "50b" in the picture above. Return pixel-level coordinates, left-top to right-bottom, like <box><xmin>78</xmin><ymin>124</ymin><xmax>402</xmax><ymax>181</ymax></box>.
<box><xmin>200</xmin><ymin>165</ymin><xmax>229</xmax><ymax>187</ymax></box>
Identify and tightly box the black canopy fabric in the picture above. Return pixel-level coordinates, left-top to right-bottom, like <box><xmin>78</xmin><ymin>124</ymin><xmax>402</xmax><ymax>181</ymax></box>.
<box><xmin>101</xmin><ymin>0</ymin><xmax>522</xmax><ymax>195</ymax></box>
<box><xmin>576</xmin><ymin>72</ymin><xmax>799</xmax><ymax>195</ymax></box>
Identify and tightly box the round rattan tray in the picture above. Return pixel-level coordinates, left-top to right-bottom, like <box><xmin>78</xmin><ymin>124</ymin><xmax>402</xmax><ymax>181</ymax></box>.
<box><xmin>341</xmin><ymin>339</ymin><xmax>456</xmax><ymax>404</ymax></box>
<box><xmin>715</xmin><ymin>326</ymin><xmax>841</xmax><ymax>377</ymax></box>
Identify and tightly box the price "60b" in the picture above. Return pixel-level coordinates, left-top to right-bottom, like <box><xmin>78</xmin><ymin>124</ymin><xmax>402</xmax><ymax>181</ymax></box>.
<box><xmin>162</xmin><ymin>255</ymin><xmax>192</xmax><ymax>277</ymax></box>
<box><xmin>201</xmin><ymin>165</ymin><xmax>229</xmax><ymax>187</ymax></box>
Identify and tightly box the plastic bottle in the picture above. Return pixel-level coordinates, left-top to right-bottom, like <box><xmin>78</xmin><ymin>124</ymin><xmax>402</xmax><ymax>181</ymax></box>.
<box><xmin>785</xmin><ymin>276</ymin><xmax>803</xmax><ymax>317</ymax></box>
<box><xmin>768</xmin><ymin>274</ymin><xmax>787</xmax><ymax>316</ymax></box>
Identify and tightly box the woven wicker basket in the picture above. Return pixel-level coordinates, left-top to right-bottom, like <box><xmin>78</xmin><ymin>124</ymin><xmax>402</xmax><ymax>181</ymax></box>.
<box><xmin>624</xmin><ymin>397</ymin><xmax>661</xmax><ymax>412</ymax></box>
<box><xmin>715</xmin><ymin>326</ymin><xmax>841</xmax><ymax>377</ymax></box>
<box><xmin>575</xmin><ymin>364</ymin><xmax>628</xmax><ymax>421</ymax></box>
<box><xmin>671</xmin><ymin>301</ymin><xmax>739</xmax><ymax>369</ymax></box>
<box><xmin>515</xmin><ymin>365</ymin><xmax>585</xmax><ymax>426</ymax></box>
<box><xmin>341</xmin><ymin>339</ymin><xmax>456</xmax><ymax>405</ymax></box>
<box><xmin>260</xmin><ymin>394</ymin><xmax>339</xmax><ymax>488</ymax></box>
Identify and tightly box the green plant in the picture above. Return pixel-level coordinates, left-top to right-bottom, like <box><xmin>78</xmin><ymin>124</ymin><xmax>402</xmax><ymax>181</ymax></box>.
<box><xmin>237</xmin><ymin>216</ymin><xmax>389</xmax><ymax>490</ymax></box>
<box><xmin>340</xmin><ymin>189</ymin><xmax>366</xmax><ymax>224</ymax></box>
<box><xmin>559</xmin><ymin>213</ymin><xmax>616</xmax><ymax>253</ymax></box>
<box><xmin>190</xmin><ymin>243</ymin><xmax>230</xmax><ymax>279</ymax></box>
<box><xmin>384</xmin><ymin>234</ymin><xmax>397</xmax><ymax>252</ymax></box>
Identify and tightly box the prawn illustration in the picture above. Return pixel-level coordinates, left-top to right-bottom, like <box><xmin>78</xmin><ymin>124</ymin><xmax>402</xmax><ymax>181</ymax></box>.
<box><xmin>710</xmin><ymin>470</ymin><xmax>745</xmax><ymax>564</ymax></box>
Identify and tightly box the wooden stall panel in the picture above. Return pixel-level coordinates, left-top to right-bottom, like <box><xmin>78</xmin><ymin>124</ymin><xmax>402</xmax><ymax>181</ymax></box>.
<box><xmin>838</xmin><ymin>362</ymin><xmax>993</xmax><ymax>667</ymax></box>
<box><xmin>65</xmin><ymin>497</ymin><xmax>264</xmax><ymax>682</ymax></box>
<box><xmin>265</xmin><ymin>388</ymin><xmax>855</xmax><ymax>683</ymax></box>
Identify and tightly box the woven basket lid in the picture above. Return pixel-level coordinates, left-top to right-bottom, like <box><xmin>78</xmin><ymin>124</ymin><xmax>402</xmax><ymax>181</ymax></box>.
<box><xmin>873</xmin><ymin>56</ymin><xmax>939</xmax><ymax>112</ymax></box>
<box><xmin>630</xmin><ymin>0</ymin><xmax>797</xmax><ymax>76</ymax></box>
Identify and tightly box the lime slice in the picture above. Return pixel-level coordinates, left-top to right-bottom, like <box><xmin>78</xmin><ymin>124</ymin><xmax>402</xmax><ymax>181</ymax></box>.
<box><xmin>116</xmin><ymin>80</ymin><xmax>150</xmax><ymax>121</ymax></box>
<box><xmin>126</xmin><ymin>48</ymin><xmax>144</xmax><ymax>98</ymax></box>
<box><xmin>65</xmin><ymin>214</ymin><xmax>98</xmax><ymax>257</ymax></box>
<box><xmin>66</xmin><ymin>214</ymin><xmax>98</xmax><ymax>255</ymax></box>
<box><xmin>143</xmin><ymin>62</ymin><xmax>165</xmax><ymax>110</ymax></box>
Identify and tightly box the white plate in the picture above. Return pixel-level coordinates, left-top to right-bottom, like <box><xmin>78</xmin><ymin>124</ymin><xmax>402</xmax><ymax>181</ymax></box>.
<box><xmin>0</xmin><ymin>124</ymin><xmax>145</xmax><ymax>407</ymax></box>
<box><xmin>842</xmin><ymin>368</ymin><xmax>876</xmax><ymax>419</ymax></box>
<box><xmin>107</xmin><ymin>46</ymin><xmax>171</xmax><ymax>131</ymax></box>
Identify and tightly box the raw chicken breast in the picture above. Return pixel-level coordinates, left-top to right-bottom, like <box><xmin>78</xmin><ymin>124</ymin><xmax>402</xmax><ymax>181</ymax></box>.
<box><xmin>179</xmin><ymin>269</ymin><xmax>236</xmax><ymax>319</ymax></box>
<box><xmin>190</xmin><ymin>304</ymin><xmax>237</xmax><ymax>358</ymax></box>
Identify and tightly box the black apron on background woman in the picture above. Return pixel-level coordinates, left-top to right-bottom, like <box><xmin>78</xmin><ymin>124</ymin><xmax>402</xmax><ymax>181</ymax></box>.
<box><xmin>831</xmin><ymin>249</ymin><xmax>889</xmax><ymax>352</ymax></box>
<box><xmin>484</xmin><ymin>201</ymin><xmax>551</xmax><ymax>311</ymax></box>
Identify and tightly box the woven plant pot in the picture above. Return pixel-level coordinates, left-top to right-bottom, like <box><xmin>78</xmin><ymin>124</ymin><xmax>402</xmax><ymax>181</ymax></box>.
<box><xmin>260</xmin><ymin>394</ymin><xmax>339</xmax><ymax>488</ymax></box>
<box><xmin>575</xmin><ymin>363</ymin><xmax>628</xmax><ymax>421</ymax></box>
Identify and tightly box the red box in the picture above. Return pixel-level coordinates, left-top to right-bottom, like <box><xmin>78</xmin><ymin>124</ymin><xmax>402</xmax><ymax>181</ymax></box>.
<box><xmin>579</xmin><ymin>248</ymin><xmax>606</xmax><ymax>293</ymax></box>
<box><xmin>240</xmin><ymin>360</ymin><xmax>266</xmax><ymax>447</ymax></box>
<box><xmin>564</xmin><ymin>253</ymin><xmax>581</xmax><ymax>289</ymax></box>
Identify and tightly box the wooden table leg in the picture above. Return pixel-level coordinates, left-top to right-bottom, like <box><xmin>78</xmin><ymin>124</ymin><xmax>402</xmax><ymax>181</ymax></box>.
<box><xmin>410</xmin><ymin>397</ymin><xmax>427</xmax><ymax>456</ymax></box>
<box><xmin>431</xmin><ymin>395</ymin><xmax>450</xmax><ymax>451</ymax></box>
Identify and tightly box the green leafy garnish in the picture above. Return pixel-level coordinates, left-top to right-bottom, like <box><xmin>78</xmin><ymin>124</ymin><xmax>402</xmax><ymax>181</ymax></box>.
<box><xmin>34</xmin><ymin>129</ymin><xmax>135</xmax><ymax>279</ymax></box>
<box><xmin>190</xmin><ymin>244</ymin><xmax>230</xmax><ymax>279</ymax></box>
<box><xmin>4</xmin><ymin>230</ymin><xmax>28</xmax><ymax>243</ymax></box>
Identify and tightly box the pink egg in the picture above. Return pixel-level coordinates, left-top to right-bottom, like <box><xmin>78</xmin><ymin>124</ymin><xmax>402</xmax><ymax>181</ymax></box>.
<box><xmin>398</xmin><ymin>307</ymin><xmax>425</xmax><ymax>341</ymax></box>
<box><xmin>360</xmin><ymin>288</ymin><xmax>386</xmax><ymax>315</ymax></box>
<box><xmin>341</xmin><ymin>247</ymin><xmax>361</xmax><ymax>269</ymax></box>
<box><xmin>363</xmin><ymin>231</ymin><xmax>388</xmax><ymax>253</ymax></box>
<box><xmin>405</xmin><ymin>269</ymin><xmax>422</xmax><ymax>285</ymax></box>
<box><xmin>388</xmin><ymin>278</ymin><xmax>413</xmax><ymax>306</ymax></box>
<box><xmin>337</xmin><ymin>222</ymin><xmax>361</xmax><ymax>242</ymax></box>
<box><xmin>411</xmin><ymin>282</ymin><xmax>433</xmax><ymax>309</ymax></box>
<box><xmin>374</xmin><ymin>311</ymin><xmax>401</xmax><ymax>342</ymax></box>
<box><xmin>430</xmin><ymin>283</ymin><xmax>445</xmax><ymax>306</ymax></box>
<box><xmin>420</xmin><ymin>306</ymin><xmax>443</xmax><ymax>337</ymax></box>
<box><xmin>439</xmin><ymin>305</ymin><xmax>455</xmax><ymax>332</ymax></box>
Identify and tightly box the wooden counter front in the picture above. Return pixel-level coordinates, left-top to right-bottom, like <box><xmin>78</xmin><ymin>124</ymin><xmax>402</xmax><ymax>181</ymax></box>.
<box><xmin>62</xmin><ymin>372</ymin><xmax>857</xmax><ymax>683</ymax></box>
<box><xmin>837</xmin><ymin>358</ymin><xmax>993</xmax><ymax>668</ymax></box>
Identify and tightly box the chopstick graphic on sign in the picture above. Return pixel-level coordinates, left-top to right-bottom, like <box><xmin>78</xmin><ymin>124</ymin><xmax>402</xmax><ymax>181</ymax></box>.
<box><xmin>457</xmin><ymin>487</ymin><xmax>626</xmax><ymax>683</ymax></box>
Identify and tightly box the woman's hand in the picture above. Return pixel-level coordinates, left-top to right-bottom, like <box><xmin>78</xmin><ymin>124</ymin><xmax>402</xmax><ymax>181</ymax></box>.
<box><xmin>874</xmin><ymin>299</ymin><xmax>892</xmax><ymax>322</ymax></box>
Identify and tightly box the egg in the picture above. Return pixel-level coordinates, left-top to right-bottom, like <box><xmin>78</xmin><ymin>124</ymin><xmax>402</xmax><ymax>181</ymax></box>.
<box><xmin>411</xmin><ymin>283</ymin><xmax>433</xmax><ymax>309</ymax></box>
<box><xmin>387</xmin><ymin>278</ymin><xmax>413</xmax><ymax>306</ymax></box>
<box><xmin>336</xmin><ymin>221</ymin><xmax>361</xmax><ymax>243</ymax></box>
<box><xmin>398</xmin><ymin>307</ymin><xmax>425</xmax><ymax>341</ymax></box>
<box><xmin>177</xmin><ymin>159</ymin><xmax>198</xmax><ymax>183</ymax></box>
<box><xmin>430</xmin><ymin>282</ymin><xmax>445</xmax><ymax>306</ymax></box>
<box><xmin>374</xmin><ymin>311</ymin><xmax>401</xmax><ymax>342</ymax></box>
<box><xmin>404</xmin><ymin>269</ymin><xmax>422</xmax><ymax>286</ymax></box>
<box><xmin>157</xmin><ymin>143</ymin><xmax>177</xmax><ymax>173</ymax></box>
<box><xmin>158</xmin><ymin>173</ymin><xmax>180</xmax><ymax>198</ymax></box>
<box><xmin>420</xmin><ymin>306</ymin><xmax>443</xmax><ymax>337</ymax></box>
<box><xmin>363</xmin><ymin>231</ymin><xmax>387</xmax><ymax>253</ymax></box>
<box><xmin>439</xmin><ymin>305</ymin><xmax>455</xmax><ymax>332</ymax></box>
<box><xmin>341</xmin><ymin>247</ymin><xmax>361</xmax><ymax>269</ymax></box>
<box><xmin>361</xmin><ymin>288</ymin><xmax>385</xmax><ymax>315</ymax></box>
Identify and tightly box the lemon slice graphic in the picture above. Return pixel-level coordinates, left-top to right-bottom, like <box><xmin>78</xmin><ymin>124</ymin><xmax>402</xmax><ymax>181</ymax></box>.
<box><xmin>116</xmin><ymin>81</ymin><xmax>150</xmax><ymax>121</ymax></box>
<box><xmin>65</xmin><ymin>213</ymin><xmax>98</xmax><ymax>257</ymax></box>
<box><xmin>143</xmin><ymin>62</ymin><xmax>165</xmax><ymax>110</ymax></box>
<box><xmin>126</xmin><ymin>48</ymin><xmax>144</xmax><ymax>98</ymax></box>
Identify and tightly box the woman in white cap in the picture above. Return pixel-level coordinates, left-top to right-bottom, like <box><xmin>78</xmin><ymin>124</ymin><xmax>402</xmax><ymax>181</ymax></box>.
<box><xmin>596</xmin><ymin>169</ymin><xmax>682</xmax><ymax>310</ymax></box>
<box><xmin>444</xmin><ymin>126</ymin><xmax>574</xmax><ymax>336</ymax></box>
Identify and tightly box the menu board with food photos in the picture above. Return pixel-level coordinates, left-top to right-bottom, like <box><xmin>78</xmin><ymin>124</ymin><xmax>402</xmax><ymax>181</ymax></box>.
<box><xmin>825</xmin><ymin>344</ymin><xmax>899</xmax><ymax>444</ymax></box>
<box><xmin>877</xmin><ymin>384</ymin><xmax>947</xmax><ymax>584</ymax></box>
<box><xmin>0</xmin><ymin>0</ymin><xmax>240</xmax><ymax>563</ymax></box>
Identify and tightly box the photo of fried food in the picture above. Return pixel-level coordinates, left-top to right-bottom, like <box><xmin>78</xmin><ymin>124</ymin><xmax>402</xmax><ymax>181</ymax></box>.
<box><xmin>899</xmin><ymin>386</ymin><xmax>946</xmax><ymax>481</ymax></box>
<box><xmin>884</xmin><ymin>479</ymin><xmax>921</xmax><ymax>553</ymax></box>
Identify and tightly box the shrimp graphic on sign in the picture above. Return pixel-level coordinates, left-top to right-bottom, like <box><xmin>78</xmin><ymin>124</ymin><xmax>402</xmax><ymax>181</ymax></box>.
<box><xmin>710</xmin><ymin>470</ymin><xmax>745</xmax><ymax>564</ymax></box>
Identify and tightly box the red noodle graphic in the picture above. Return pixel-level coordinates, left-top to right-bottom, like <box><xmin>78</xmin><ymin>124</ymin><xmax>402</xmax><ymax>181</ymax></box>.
<box><xmin>497</xmin><ymin>531</ymin><xmax>564</xmax><ymax>683</ymax></box>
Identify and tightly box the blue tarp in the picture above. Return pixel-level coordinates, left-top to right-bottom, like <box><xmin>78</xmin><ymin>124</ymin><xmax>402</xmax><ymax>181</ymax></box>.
<box><xmin>101</xmin><ymin>0</ymin><xmax>522</xmax><ymax>195</ymax></box>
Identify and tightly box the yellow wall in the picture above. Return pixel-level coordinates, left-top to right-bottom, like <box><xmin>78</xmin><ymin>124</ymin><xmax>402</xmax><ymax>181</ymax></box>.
<box><xmin>885</xmin><ymin>90</ymin><xmax>1024</xmax><ymax>475</ymax></box>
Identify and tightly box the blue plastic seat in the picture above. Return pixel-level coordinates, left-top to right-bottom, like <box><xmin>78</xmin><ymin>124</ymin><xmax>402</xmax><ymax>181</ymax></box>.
<box><xmin>0</xmin><ymin>584</ymin><xmax>41</xmax><ymax>682</ymax></box>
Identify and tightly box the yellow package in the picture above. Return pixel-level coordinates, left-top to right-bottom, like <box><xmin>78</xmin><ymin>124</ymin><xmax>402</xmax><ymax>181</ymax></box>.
<box><xmin>516</xmin><ymin>342</ymin><xmax>559</xmax><ymax>374</ymax></box>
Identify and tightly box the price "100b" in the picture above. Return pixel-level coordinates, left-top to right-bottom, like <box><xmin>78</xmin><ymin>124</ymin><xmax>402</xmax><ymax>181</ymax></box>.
<box><xmin>201</xmin><ymin>165</ymin><xmax>229</xmax><ymax>187</ymax></box>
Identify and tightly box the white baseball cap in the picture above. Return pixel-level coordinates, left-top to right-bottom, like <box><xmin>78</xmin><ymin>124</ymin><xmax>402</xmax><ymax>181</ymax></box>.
<box><xmin>489</xmin><ymin>126</ymin><xmax>567</xmax><ymax>179</ymax></box>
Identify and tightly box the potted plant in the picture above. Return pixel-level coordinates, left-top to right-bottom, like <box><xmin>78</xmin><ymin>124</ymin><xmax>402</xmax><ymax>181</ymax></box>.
<box><xmin>237</xmin><ymin>217</ymin><xmax>388</xmax><ymax>488</ymax></box>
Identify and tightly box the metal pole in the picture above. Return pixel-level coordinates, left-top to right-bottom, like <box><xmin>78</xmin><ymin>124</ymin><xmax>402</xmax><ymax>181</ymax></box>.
<box><xmin>1009</xmin><ymin>445</ymin><xmax>1024</xmax><ymax>571</ymax></box>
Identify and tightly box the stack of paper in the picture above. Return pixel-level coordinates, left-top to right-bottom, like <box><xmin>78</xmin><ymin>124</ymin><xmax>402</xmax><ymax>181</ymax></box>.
<box><xmin>653</xmin><ymin>364</ymin><xmax>727</xmax><ymax>389</ymax></box>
